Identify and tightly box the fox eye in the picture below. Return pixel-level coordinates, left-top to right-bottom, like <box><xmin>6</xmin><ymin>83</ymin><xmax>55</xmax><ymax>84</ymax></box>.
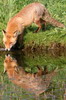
<box><xmin>10</xmin><ymin>42</ymin><xmax>12</xmax><ymax>44</ymax></box>
<box><xmin>5</xmin><ymin>60</ymin><xmax>7</xmax><ymax>63</ymax></box>
<box><xmin>13</xmin><ymin>35</ymin><xmax>17</xmax><ymax>38</ymax></box>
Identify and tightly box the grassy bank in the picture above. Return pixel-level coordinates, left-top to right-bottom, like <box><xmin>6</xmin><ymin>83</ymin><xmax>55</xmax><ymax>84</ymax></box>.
<box><xmin>0</xmin><ymin>0</ymin><xmax>66</xmax><ymax>48</ymax></box>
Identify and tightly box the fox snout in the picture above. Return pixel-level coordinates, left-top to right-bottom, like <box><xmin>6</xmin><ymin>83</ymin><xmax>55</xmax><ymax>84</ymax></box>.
<box><xmin>5</xmin><ymin>41</ymin><xmax>17</xmax><ymax>51</ymax></box>
<box><xmin>4</xmin><ymin>39</ymin><xmax>17</xmax><ymax>51</ymax></box>
<box><xmin>5</xmin><ymin>48</ymin><xmax>11</xmax><ymax>51</ymax></box>
<box><xmin>5</xmin><ymin>43</ymin><xmax>13</xmax><ymax>51</ymax></box>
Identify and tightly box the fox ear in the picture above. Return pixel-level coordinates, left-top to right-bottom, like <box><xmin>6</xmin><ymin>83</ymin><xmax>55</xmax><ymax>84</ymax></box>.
<box><xmin>2</xmin><ymin>29</ymin><xmax>6</xmax><ymax>35</ymax></box>
<box><xmin>14</xmin><ymin>30</ymin><xmax>21</xmax><ymax>37</ymax></box>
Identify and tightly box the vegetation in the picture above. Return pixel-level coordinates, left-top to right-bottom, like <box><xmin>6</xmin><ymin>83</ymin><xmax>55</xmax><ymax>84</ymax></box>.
<box><xmin>0</xmin><ymin>52</ymin><xmax>66</xmax><ymax>100</ymax></box>
<box><xmin>0</xmin><ymin>0</ymin><xmax>66</xmax><ymax>47</ymax></box>
<box><xmin>0</xmin><ymin>0</ymin><xmax>66</xmax><ymax>99</ymax></box>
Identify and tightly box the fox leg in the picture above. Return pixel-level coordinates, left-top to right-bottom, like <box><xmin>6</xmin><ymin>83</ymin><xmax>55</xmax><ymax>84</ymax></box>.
<box><xmin>34</xmin><ymin>19</ymin><xmax>42</xmax><ymax>33</ymax></box>
<box><xmin>40</xmin><ymin>19</ymin><xmax>46</xmax><ymax>30</ymax></box>
<box><xmin>34</xmin><ymin>19</ymin><xmax>46</xmax><ymax>33</ymax></box>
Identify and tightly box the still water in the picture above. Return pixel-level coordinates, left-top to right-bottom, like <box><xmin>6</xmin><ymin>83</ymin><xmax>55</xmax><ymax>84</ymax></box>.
<box><xmin>0</xmin><ymin>51</ymin><xmax>66</xmax><ymax>100</ymax></box>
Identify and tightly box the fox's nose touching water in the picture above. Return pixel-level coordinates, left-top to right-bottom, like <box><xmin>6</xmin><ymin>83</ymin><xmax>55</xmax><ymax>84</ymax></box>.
<box><xmin>2</xmin><ymin>29</ymin><xmax>18</xmax><ymax>51</ymax></box>
<box><xmin>4</xmin><ymin>42</ymin><xmax>16</xmax><ymax>51</ymax></box>
<box><xmin>5</xmin><ymin>48</ymin><xmax>11</xmax><ymax>51</ymax></box>
<box><xmin>4</xmin><ymin>44</ymin><xmax>15</xmax><ymax>51</ymax></box>
<box><xmin>2</xmin><ymin>2</ymin><xmax>65</xmax><ymax>51</ymax></box>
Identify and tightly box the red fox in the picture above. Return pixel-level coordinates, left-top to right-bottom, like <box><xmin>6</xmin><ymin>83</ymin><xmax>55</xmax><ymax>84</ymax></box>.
<box><xmin>2</xmin><ymin>2</ymin><xmax>65</xmax><ymax>51</ymax></box>
<box><xmin>4</xmin><ymin>54</ymin><xmax>57</xmax><ymax>95</ymax></box>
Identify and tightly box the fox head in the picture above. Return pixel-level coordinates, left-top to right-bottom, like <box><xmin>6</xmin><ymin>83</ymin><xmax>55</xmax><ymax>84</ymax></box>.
<box><xmin>2</xmin><ymin>30</ymin><xmax>20</xmax><ymax>51</ymax></box>
<box><xmin>4</xmin><ymin>54</ymin><xmax>18</xmax><ymax>73</ymax></box>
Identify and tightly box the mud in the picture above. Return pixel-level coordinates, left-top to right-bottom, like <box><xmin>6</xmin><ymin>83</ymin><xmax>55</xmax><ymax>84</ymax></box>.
<box><xmin>0</xmin><ymin>42</ymin><xmax>66</xmax><ymax>54</ymax></box>
<box><xmin>23</xmin><ymin>42</ymin><xmax>66</xmax><ymax>53</ymax></box>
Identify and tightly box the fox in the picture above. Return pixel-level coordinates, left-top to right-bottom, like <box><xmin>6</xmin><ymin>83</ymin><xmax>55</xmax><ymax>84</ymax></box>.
<box><xmin>4</xmin><ymin>54</ymin><xmax>57</xmax><ymax>95</ymax></box>
<box><xmin>2</xmin><ymin>2</ymin><xmax>65</xmax><ymax>51</ymax></box>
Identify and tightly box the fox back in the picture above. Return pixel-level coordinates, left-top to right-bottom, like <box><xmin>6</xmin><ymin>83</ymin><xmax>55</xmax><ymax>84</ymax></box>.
<box><xmin>3</xmin><ymin>2</ymin><xmax>65</xmax><ymax>51</ymax></box>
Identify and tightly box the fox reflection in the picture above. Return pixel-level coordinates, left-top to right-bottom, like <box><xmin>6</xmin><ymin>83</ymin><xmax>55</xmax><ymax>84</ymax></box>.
<box><xmin>4</xmin><ymin>55</ymin><xmax>57</xmax><ymax>95</ymax></box>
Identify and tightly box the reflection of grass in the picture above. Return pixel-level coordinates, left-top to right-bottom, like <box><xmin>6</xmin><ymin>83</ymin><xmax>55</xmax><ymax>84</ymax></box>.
<box><xmin>0</xmin><ymin>0</ymin><xmax>66</xmax><ymax>47</ymax></box>
<box><xmin>0</xmin><ymin>53</ymin><xmax>4</xmax><ymax>73</ymax></box>
<box><xmin>0</xmin><ymin>52</ymin><xmax>66</xmax><ymax>99</ymax></box>
<box><xmin>0</xmin><ymin>34</ymin><xmax>3</xmax><ymax>46</ymax></box>
<box><xmin>23</xmin><ymin>53</ymin><xmax>66</xmax><ymax>73</ymax></box>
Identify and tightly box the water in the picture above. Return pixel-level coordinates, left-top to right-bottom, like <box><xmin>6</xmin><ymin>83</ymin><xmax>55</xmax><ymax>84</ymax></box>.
<box><xmin>0</xmin><ymin>50</ymin><xmax>66</xmax><ymax>100</ymax></box>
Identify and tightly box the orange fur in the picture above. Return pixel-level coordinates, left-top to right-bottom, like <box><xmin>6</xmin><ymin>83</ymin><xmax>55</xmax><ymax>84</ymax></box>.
<box><xmin>4</xmin><ymin>55</ymin><xmax>57</xmax><ymax>95</ymax></box>
<box><xmin>3</xmin><ymin>2</ymin><xmax>65</xmax><ymax>51</ymax></box>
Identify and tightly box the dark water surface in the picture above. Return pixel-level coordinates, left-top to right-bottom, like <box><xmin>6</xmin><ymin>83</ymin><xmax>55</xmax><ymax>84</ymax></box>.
<box><xmin>0</xmin><ymin>50</ymin><xmax>66</xmax><ymax>100</ymax></box>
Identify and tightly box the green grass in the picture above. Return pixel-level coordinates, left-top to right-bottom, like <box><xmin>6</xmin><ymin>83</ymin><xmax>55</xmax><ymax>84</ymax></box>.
<box><xmin>0</xmin><ymin>0</ymin><xmax>66</xmax><ymax>47</ymax></box>
<box><xmin>0</xmin><ymin>52</ymin><xmax>66</xmax><ymax>99</ymax></box>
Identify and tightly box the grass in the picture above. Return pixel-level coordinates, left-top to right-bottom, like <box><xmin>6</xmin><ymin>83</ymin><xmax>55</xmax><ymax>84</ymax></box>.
<box><xmin>0</xmin><ymin>0</ymin><xmax>66</xmax><ymax>47</ymax></box>
<box><xmin>0</xmin><ymin>1</ymin><xmax>66</xmax><ymax>99</ymax></box>
<box><xmin>0</xmin><ymin>52</ymin><xmax>66</xmax><ymax>99</ymax></box>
